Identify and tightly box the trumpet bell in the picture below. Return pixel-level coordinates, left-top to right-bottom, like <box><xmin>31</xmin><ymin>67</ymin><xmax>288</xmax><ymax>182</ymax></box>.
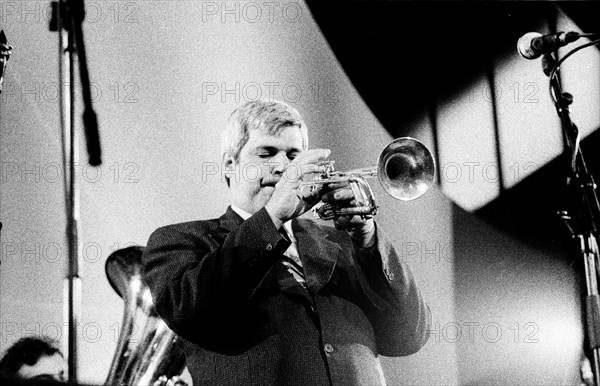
<box><xmin>378</xmin><ymin>137</ymin><xmax>436</xmax><ymax>201</ymax></box>
<box><xmin>310</xmin><ymin>136</ymin><xmax>436</xmax><ymax>220</ymax></box>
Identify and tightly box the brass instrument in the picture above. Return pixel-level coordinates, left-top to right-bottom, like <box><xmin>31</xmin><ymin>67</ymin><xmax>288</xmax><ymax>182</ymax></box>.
<box><xmin>304</xmin><ymin>137</ymin><xmax>435</xmax><ymax>220</ymax></box>
<box><xmin>105</xmin><ymin>246</ymin><xmax>186</xmax><ymax>386</ymax></box>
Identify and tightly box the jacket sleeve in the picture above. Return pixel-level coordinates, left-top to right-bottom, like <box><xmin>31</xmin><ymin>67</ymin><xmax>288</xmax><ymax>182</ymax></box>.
<box><xmin>351</xmin><ymin>222</ymin><xmax>431</xmax><ymax>356</ymax></box>
<box><xmin>142</xmin><ymin>208</ymin><xmax>290</xmax><ymax>348</ymax></box>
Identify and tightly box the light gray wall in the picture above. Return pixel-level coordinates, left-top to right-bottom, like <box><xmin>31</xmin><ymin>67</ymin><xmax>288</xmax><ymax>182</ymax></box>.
<box><xmin>453</xmin><ymin>208</ymin><xmax>582</xmax><ymax>385</ymax></box>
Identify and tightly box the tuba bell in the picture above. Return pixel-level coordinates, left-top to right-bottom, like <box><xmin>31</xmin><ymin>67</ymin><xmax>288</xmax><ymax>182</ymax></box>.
<box><xmin>105</xmin><ymin>246</ymin><xmax>186</xmax><ymax>386</ymax></box>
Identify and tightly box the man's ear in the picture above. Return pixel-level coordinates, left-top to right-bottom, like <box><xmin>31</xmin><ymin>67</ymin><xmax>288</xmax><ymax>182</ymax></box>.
<box><xmin>223</xmin><ymin>153</ymin><xmax>237</xmax><ymax>184</ymax></box>
<box><xmin>223</xmin><ymin>153</ymin><xmax>235</xmax><ymax>170</ymax></box>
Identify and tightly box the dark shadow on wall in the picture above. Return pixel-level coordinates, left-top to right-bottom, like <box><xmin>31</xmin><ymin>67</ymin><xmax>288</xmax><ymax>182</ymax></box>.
<box><xmin>476</xmin><ymin>128</ymin><xmax>600</xmax><ymax>252</ymax></box>
<box><xmin>306</xmin><ymin>1</ymin><xmax>566</xmax><ymax>134</ymax></box>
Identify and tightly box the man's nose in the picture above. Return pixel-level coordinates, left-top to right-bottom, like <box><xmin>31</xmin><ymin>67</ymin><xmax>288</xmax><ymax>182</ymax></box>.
<box><xmin>271</xmin><ymin>152</ymin><xmax>290</xmax><ymax>173</ymax></box>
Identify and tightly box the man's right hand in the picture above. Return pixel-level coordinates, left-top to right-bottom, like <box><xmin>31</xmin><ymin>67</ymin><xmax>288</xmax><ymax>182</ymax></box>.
<box><xmin>265</xmin><ymin>148</ymin><xmax>330</xmax><ymax>229</ymax></box>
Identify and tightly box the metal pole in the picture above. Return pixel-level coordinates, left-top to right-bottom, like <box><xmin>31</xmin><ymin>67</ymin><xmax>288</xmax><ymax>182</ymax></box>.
<box><xmin>56</xmin><ymin>1</ymin><xmax>81</xmax><ymax>383</ymax></box>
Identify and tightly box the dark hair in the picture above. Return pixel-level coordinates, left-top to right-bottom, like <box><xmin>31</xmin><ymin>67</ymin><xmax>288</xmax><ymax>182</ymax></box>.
<box><xmin>0</xmin><ymin>337</ymin><xmax>62</xmax><ymax>377</ymax></box>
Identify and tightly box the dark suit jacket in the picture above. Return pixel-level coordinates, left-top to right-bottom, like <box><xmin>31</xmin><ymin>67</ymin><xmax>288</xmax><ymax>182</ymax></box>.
<box><xmin>142</xmin><ymin>206</ymin><xmax>430</xmax><ymax>385</ymax></box>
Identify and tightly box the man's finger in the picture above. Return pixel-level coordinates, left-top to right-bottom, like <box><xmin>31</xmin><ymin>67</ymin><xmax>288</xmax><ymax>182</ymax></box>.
<box><xmin>282</xmin><ymin>164</ymin><xmax>326</xmax><ymax>183</ymax></box>
<box><xmin>292</xmin><ymin>148</ymin><xmax>331</xmax><ymax>165</ymax></box>
<box><xmin>322</xmin><ymin>187</ymin><xmax>355</xmax><ymax>203</ymax></box>
<box><xmin>324</xmin><ymin>181</ymin><xmax>350</xmax><ymax>190</ymax></box>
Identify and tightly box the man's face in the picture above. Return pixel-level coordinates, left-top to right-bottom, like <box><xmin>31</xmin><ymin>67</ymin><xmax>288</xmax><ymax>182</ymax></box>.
<box><xmin>16</xmin><ymin>353</ymin><xmax>66</xmax><ymax>381</ymax></box>
<box><xmin>227</xmin><ymin>125</ymin><xmax>304</xmax><ymax>214</ymax></box>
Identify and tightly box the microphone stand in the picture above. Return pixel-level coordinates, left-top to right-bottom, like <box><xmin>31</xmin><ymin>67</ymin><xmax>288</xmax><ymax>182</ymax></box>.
<box><xmin>0</xmin><ymin>30</ymin><xmax>12</xmax><ymax>244</ymax></box>
<box><xmin>547</xmin><ymin>54</ymin><xmax>600</xmax><ymax>386</ymax></box>
<box><xmin>50</xmin><ymin>0</ymin><xmax>102</xmax><ymax>384</ymax></box>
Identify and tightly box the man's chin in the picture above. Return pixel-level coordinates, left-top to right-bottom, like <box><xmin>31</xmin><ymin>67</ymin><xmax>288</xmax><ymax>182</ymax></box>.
<box><xmin>263</xmin><ymin>186</ymin><xmax>276</xmax><ymax>197</ymax></box>
<box><xmin>256</xmin><ymin>186</ymin><xmax>275</xmax><ymax>199</ymax></box>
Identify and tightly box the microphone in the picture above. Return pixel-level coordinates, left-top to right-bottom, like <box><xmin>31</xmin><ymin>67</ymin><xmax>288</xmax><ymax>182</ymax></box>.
<box><xmin>517</xmin><ymin>31</ymin><xmax>581</xmax><ymax>60</ymax></box>
<box><xmin>0</xmin><ymin>30</ymin><xmax>13</xmax><ymax>94</ymax></box>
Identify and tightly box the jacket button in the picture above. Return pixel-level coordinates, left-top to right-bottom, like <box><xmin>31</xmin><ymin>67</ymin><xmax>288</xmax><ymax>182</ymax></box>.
<box><xmin>387</xmin><ymin>271</ymin><xmax>395</xmax><ymax>281</ymax></box>
<box><xmin>324</xmin><ymin>343</ymin><xmax>334</xmax><ymax>353</ymax></box>
<box><xmin>266</xmin><ymin>243</ymin><xmax>273</xmax><ymax>251</ymax></box>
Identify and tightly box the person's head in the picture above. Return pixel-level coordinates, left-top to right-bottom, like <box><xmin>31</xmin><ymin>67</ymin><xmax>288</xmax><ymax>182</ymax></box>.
<box><xmin>221</xmin><ymin>100</ymin><xmax>309</xmax><ymax>214</ymax></box>
<box><xmin>0</xmin><ymin>337</ymin><xmax>66</xmax><ymax>382</ymax></box>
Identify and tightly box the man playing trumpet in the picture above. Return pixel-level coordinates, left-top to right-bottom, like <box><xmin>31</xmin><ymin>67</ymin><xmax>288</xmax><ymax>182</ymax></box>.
<box><xmin>142</xmin><ymin>100</ymin><xmax>430</xmax><ymax>385</ymax></box>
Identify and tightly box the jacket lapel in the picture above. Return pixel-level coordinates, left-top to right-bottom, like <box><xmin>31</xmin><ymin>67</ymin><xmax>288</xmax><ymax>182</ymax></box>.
<box><xmin>216</xmin><ymin>207</ymin><xmax>341</xmax><ymax>299</ymax></box>
<box><xmin>216</xmin><ymin>207</ymin><xmax>314</xmax><ymax>302</ymax></box>
<box><xmin>293</xmin><ymin>218</ymin><xmax>341</xmax><ymax>295</ymax></box>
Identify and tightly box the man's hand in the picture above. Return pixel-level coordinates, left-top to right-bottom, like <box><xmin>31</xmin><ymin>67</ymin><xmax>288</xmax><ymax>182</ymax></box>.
<box><xmin>265</xmin><ymin>149</ymin><xmax>330</xmax><ymax>229</ymax></box>
<box><xmin>321</xmin><ymin>181</ymin><xmax>376</xmax><ymax>248</ymax></box>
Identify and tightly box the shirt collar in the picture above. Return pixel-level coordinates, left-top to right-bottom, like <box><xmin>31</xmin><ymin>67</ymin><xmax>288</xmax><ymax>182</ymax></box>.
<box><xmin>231</xmin><ymin>204</ymin><xmax>252</xmax><ymax>221</ymax></box>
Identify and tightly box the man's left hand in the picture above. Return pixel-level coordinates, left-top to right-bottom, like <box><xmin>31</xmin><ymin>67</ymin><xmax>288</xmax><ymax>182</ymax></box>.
<box><xmin>321</xmin><ymin>182</ymin><xmax>376</xmax><ymax>248</ymax></box>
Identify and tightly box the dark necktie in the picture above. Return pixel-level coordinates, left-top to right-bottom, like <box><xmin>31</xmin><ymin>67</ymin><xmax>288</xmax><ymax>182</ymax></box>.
<box><xmin>279</xmin><ymin>226</ymin><xmax>305</xmax><ymax>286</ymax></box>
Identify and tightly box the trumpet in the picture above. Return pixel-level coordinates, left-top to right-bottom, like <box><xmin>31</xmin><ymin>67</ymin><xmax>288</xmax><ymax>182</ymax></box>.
<box><xmin>301</xmin><ymin>137</ymin><xmax>436</xmax><ymax>220</ymax></box>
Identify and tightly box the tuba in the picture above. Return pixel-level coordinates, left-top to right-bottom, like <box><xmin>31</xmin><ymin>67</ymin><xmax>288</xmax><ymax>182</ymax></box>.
<box><xmin>105</xmin><ymin>246</ymin><xmax>186</xmax><ymax>386</ymax></box>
